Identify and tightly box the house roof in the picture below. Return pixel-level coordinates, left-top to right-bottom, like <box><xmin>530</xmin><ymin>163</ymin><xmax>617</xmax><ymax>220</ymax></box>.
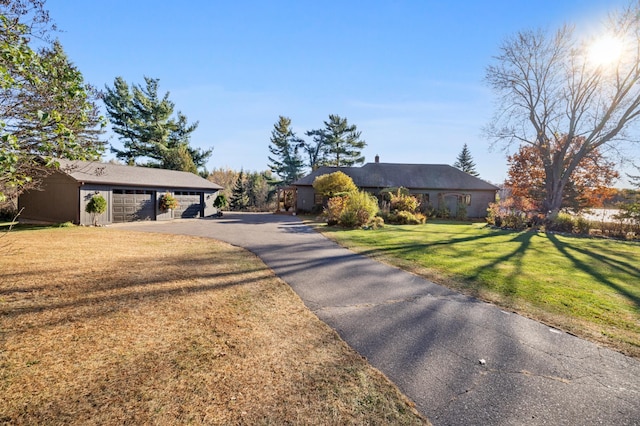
<box><xmin>293</xmin><ymin>163</ymin><xmax>499</xmax><ymax>191</ymax></box>
<box><xmin>54</xmin><ymin>158</ymin><xmax>223</xmax><ymax>190</ymax></box>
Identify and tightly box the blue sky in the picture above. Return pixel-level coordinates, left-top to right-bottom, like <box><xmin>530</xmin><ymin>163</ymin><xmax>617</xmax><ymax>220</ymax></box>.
<box><xmin>46</xmin><ymin>0</ymin><xmax>635</xmax><ymax>185</ymax></box>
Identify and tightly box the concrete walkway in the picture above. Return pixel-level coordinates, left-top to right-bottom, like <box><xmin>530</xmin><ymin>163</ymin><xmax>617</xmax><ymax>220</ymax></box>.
<box><xmin>117</xmin><ymin>213</ymin><xmax>640</xmax><ymax>425</ymax></box>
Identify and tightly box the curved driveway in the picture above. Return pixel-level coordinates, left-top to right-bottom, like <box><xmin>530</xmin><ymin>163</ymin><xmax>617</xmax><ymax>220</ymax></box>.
<box><xmin>118</xmin><ymin>213</ymin><xmax>640</xmax><ymax>425</ymax></box>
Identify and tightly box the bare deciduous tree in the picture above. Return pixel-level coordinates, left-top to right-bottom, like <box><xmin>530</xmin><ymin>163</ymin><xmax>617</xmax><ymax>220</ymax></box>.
<box><xmin>485</xmin><ymin>4</ymin><xmax>640</xmax><ymax>218</ymax></box>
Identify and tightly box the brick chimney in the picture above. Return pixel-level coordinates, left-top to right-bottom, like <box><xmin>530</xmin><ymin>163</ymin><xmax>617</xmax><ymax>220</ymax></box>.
<box><xmin>375</xmin><ymin>154</ymin><xmax>380</xmax><ymax>163</ymax></box>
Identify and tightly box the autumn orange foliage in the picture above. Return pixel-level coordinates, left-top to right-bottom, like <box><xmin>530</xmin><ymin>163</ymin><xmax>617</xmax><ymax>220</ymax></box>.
<box><xmin>506</xmin><ymin>137</ymin><xmax>619</xmax><ymax>212</ymax></box>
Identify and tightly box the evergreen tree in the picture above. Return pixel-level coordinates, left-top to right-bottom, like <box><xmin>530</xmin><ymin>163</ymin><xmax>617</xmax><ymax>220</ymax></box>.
<box><xmin>15</xmin><ymin>41</ymin><xmax>106</xmax><ymax>158</ymax></box>
<box><xmin>103</xmin><ymin>76</ymin><xmax>212</xmax><ymax>172</ymax></box>
<box><xmin>304</xmin><ymin>115</ymin><xmax>366</xmax><ymax>168</ymax></box>
<box><xmin>453</xmin><ymin>143</ymin><xmax>479</xmax><ymax>176</ymax></box>
<box><xmin>302</xmin><ymin>128</ymin><xmax>329</xmax><ymax>170</ymax></box>
<box><xmin>161</xmin><ymin>144</ymin><xmax>197</xmax><ymax>174</ymax></box>
<box><xmin>267</xmin><ymin>116</ymin><xmax>305</xmax><ymax>184</ymax></box>
<box><xmin>229</xmin><ymin>170</ymin><xmax>249</xmax><ymax>211</ymax></box>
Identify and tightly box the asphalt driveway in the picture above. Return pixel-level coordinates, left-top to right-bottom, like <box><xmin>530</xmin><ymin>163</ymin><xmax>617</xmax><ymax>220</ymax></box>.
<box><xmin>118</xmin><ymin>213</ymin><xmax>640</xmax><ymax>425</ymax></box>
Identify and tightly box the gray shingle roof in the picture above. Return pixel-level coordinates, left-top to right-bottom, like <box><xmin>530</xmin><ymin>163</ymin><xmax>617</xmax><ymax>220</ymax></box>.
<box><xmin>55</xmin><ymin>158</ymin><xmax>223</xmax><ymax>190</ymax></box>
<box><xmin>293</xmin><ymin>163</ymin><xmax>498</xmax><ymax>191</ymax></box>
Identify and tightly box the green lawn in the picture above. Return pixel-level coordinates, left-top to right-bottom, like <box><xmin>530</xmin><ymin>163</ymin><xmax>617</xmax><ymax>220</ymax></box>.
<box><xmin>315</xmin><ymin>221</ymin><xmax>640</xmax><ymax>357</ymax></box>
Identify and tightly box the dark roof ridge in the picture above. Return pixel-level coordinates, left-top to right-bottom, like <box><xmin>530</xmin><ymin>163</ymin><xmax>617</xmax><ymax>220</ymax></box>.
<box><xmin>52</xmin><ymin>158</ymin><xmax>223</xmax><ymax>190</ymax></box>
<box><xmin>365</xmin><ymin>162</ymin><xmax>453</xmax><ymax>166</ymax></box>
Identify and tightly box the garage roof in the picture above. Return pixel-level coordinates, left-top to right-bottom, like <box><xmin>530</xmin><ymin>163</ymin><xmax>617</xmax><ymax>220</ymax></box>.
<box><xmin>55</xmin><ymin>158</ymin><xmax>223</xmax><ymax>190</ymax></box>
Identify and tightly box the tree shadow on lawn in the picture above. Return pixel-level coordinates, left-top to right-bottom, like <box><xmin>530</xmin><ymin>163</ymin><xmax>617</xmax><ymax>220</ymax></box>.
<box><xmin>341</xmin><ymin>226</ymin><xmax>640</xmax><ymax>311</ymax></box>
<box><xmin>547</xmin><ymin>233</ymin><xmax>640</xmax><ymax>310</ymax></box>
<box><xmin>460</xmin><ymin>230</ymin><xmax>537</xmax><ymax>300</ymax></box>
<box><xmin>1</xmin><ymin>252</ymin><xmax>275</xmax><ymax>333</ymax></box>
<box><xmin>351</xmin><ymin>228</ymin><xmax>538</xmax><ymax>302</ymax></box>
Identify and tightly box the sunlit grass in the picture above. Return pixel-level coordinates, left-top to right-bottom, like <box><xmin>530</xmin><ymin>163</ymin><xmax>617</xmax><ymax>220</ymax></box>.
<box><xmin>0</xmin><ymin>227</ymin><xmax>427</xmax><ymax>425</ymax></box>
<box><xmin>316</xmin><ymin>221</ymin><xmax>640</xmax><ymax>357</ymax></box>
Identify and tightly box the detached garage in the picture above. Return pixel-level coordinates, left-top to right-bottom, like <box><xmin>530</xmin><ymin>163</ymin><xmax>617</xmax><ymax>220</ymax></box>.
<box><xmin>18</xmin><ymin>159</ymin><xmax>223</xmax><ymax>225</ymax></box>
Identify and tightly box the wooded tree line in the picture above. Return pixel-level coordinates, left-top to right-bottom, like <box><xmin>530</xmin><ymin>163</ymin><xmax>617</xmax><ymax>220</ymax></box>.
<box><xmin>208</xmin><ymin>167</ymin><xmax>276</xmax><ymax>211</ymax></box>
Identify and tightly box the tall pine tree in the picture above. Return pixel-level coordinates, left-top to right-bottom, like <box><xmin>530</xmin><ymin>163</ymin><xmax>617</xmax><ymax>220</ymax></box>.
<box><xmin>304</xmin><ymin>115</ymin><xmax>366</xmax><ymax>168</ymax></box>
<box><xmin>453</xmin><ymin>143</ymin><xmax>479</xmax><ymax>176</ymax></box>
<box><xmin>103</xmin><ymin>76</ymin><xmax>211</xmax><ymax>172</ymax></box>
<box><xmin>267</xmin><ymin>116</ymin><xmax>304</xmax><ymax>184</ymax></box>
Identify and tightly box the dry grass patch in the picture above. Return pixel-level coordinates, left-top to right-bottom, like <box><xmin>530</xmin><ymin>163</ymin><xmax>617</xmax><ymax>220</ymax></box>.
<box><xmin>0</xmin><ymin>227</ymin><xmax>426</xmax><ymax>425</ymax></box>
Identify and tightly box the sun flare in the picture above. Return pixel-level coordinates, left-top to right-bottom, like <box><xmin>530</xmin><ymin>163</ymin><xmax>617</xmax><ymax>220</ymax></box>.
<box><xmin>589</xmin><ymin>35</ymin><xmax>624</xmax><ymax>66</ymax></box>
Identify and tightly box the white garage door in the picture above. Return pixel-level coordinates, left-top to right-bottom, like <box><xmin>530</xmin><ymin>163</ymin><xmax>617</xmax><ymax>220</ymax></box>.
<box><xmin>173</xmin><ymin>191</ymin><xmax>203</xmax><ymax>218</ymax></box>
<box><xmin>112</xmin><ymin>189</ymin><xmax>155</xmax><ymax>222</ymax></box>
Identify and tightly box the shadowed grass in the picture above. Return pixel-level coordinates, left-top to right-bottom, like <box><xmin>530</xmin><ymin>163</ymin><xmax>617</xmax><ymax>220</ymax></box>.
<box><xmin>0</xmin><ymin>227</ymin><xmax>427</xmax><ymax>425</ymax></box>
<box><xmin>314</xmin><ymin>220</ymin><xmax>640</xmax><ymax>357</ymax></box>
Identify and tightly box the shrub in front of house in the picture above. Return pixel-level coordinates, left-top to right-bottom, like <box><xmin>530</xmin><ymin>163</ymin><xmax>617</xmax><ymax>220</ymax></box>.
<box><xmin>313</xmin><ymin>171</ymin><xmax>358</xmax><ymax>198</ymax></box>
<box><xmin>325</xmin><ymin>195</ymin><xmax>347</xmax><ymax>226</ymax></box>
<box><xmin>456</xmin><ymin>202</ymin><xmax>468</xmax><ymax>220</ymax></box>
<box><xmin>85</xmin><ymin>194</ymin><xmax>107</xmax><ymax>226</ymax></box>
<box><xmin>383</xmin><ymin>210</ymin><xmax>426</xmax><ymax>225</ymax></box>
<box><xmin>367</xmin><ymin>216</ymin><xmax>385</xmax><ymax>229</ymax></box>
<box><xmin>379</xmin><ymin>186</ymin><xmax>409</xmax><ymax>201</ymax></box>
<box><xmin>390</xmin><ymin>191</ymin><xmax>419</xmax><ymax>213</ymax></box>
<box><xmin>378</xmin><ymin>188</ymin><xmax>426</xmax><ymax>225</ymax></box>
<box><xmin>340</xmin><ymin>191</ymin><xmax>379</xmax><ymax>228</ymax></box>
<box><xmin>213</xmin><ymin>194</ymin><xmax>228</xmax><ymax>210</ymax></box>
<box><xmin>324</xmin><ymin>191</ymin><xmax>380</xmax><ymax>228</ymax></box>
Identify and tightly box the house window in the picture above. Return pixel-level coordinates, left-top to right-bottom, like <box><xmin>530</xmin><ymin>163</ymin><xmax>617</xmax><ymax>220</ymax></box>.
<box><xmin>314</xmin><ymin>193</ymin><xmax>323</xmax><ymax>205</ymax></box>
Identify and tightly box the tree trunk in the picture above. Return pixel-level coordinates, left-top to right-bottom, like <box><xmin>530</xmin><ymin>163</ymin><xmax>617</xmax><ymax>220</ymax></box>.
<box><xmin>542</xmin><ymin>163</ymin><xmax>567</xmax><ymax>221</ymax></box>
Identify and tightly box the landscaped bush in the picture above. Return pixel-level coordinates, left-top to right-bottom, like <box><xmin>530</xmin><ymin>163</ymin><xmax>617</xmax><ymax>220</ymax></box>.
<box><xmin>85</xmin><ymin>194</ymin><xmax>107</xmax><ymax>226</ymax></box>
<box><xmin>436</xmin><ymin>207</ymin><xmax>451</xmax><ymax>219</ymax></box>
<box><xmin>340</xmin><ymin>191</ymin><xmax>380</xmax><ymax>228</ymax></box>
<box><xmin>313</xmin><ymin>171</ymin><xmax>358</xmax><ymax>197</ymax></box>
<box><xmin>379</xmin><ymin>187</ymin><xmax>409</xmax><ymax>201</ymax></box>
<box><xmin>390</xmin><ymin>191</ymin><xmax>419</xmax><ymax>213</ymax></box>
<box><xmin>574</xmin><ymin>216</ymin><xmax>591</xmax><ymax>235</ymax></box>
<box><xmin>383</xmin><ymin>210</ymin><xmax>426</xmax><ymax>225</ymax></box>
<box><xmin>367</xmin><ymin>216</ymin><xmax>385</xmax><ymax>229</ymax></box>
<box><xmin>487</xmin><ymin>196</ymin><xmax>640</xmax><ymax>240</ymax></box>
<box><xmin>213</xmin><ymin>193</ymin><xmax>228</xmax><ymax>210</ymax></box>
<box><xmin>594</xmin><ymin>218</ymin><xmax>639</xmax><ymax>240</ymax></box>
<box><xmin>549</xmin><ymin>213</ymin><xmax>575</xmax><ymax>233</ymax></box>
<box><xmin>325</xmin><ymin>195</ymin><xmax>347</xmax><ymax>226</ymax></box>
<box><xmin>377</xmin><ymin>187</ymin><xmax>426</xmax><ymax>225</ymax></box>
<box><xmin>338</xmin><ymin>209</ymin><xmax>359</xmax><ymax>228</ymax></box>
<box><xmin>421</xmin><ymin>204</ymin><xmax>437</xmax><ymax>218</ymax></box>
<box><xmin>324</xmin><ymin>191</ymin><xmax>380</xmax><ymax>228</ymax></box>
<box><xmin>487</xmin><ymin>197</ymin><xmax>536</xmax><ymax>230</ymax></box>
<box><xmin>455</xmin><ymin>202</ymin><xmax>468</xmax><ymax>220</ymax></box>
